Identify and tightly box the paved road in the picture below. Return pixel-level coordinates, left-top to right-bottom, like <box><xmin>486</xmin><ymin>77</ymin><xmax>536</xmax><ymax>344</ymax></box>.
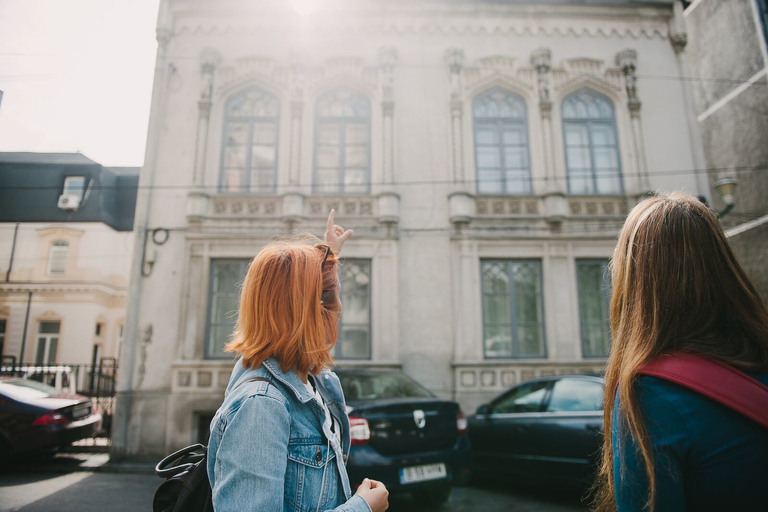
<box><xmin>0</xmin><ymin>470</ymin><xmax>587</xmax><ymax>512</ymax></box>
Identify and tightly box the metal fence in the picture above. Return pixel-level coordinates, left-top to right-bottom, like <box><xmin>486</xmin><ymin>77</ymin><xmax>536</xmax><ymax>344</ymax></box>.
<box><xmin>1</xmin><ymin>355</ymin><xmax>118</xmax><ymax>437</ymax></box>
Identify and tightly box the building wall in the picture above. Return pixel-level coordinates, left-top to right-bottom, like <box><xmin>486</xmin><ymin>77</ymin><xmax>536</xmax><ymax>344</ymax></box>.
<box><xmin>683</xmin><ymin>0</ymin><xmax>768</xmax><ymax>299</ymax></box>
<box><xmin>117</xmin><ymin>0</ymin><xmax>711</xmax><ymax>457</ymax></box>
<box><xmin>0</xmin><ymin>222</ymin><xmax>132</xmax><ymax>366</ymax></box>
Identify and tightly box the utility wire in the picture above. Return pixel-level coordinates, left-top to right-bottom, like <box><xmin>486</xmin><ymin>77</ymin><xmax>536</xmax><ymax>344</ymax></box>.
<box><xmin>0</xmin><ymin>164</ymin><xmax>766</xmax><ymax>192</ymax></box>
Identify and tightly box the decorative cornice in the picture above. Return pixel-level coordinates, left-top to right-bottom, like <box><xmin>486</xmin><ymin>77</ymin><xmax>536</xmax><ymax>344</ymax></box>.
<box><xmin>552</xmin><ymin>58</ymin><xmax>624</xmax><ymax>92</ymax></box>
<box><xmin>174</xmin><ymin>21</ymin><xmax>669</xmax><ymax>41</ymax></box>
<box><xmin>670</xmin><ymin>33</ymin><xmax>687</xmax><ymax>55</ymax></box>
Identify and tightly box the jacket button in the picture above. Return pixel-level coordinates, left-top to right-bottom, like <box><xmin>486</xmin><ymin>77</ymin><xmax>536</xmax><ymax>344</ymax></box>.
<box><xmin>315</xmin><ymin>449</ymin><xmax>322</xmax><ymax>463</ymax></box>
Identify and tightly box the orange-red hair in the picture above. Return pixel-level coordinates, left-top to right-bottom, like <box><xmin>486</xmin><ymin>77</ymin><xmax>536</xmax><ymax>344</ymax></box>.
<box><xmin>226</xmin><ymin>239</ymin><xmax>341</xmax><ymax>375</ymax></box>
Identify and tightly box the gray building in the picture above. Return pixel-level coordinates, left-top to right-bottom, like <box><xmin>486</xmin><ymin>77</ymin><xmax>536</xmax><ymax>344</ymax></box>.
<box><xmin>681</xmin><ymin>0</ymin><xmax>768</xmax><ymax>302</ymax></box>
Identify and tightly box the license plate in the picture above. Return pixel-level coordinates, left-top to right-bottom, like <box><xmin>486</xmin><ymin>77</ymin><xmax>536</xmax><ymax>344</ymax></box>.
<box><xmin>399</xmin><ymin>463</ymin><xmax>447</xmax><ymax>484</ymax></box>
<box><xmin>72</xmin><ymin>404</ymin><xmax>90</xmax><ymax>419</ymax></box>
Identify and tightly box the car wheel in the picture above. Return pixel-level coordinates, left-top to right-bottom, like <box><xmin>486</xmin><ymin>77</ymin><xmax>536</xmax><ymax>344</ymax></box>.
<box><xmin>413</xmin><ymin>484</ymin><xmax>451</xmax><ymax>508</ymax></box>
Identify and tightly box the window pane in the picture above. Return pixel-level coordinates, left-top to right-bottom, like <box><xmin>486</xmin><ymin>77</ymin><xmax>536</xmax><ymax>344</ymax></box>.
<box><xmin>250</xmin><ymin>171</ymin><xmax>274</xmax><ymax>192</ymax></box>
<box><xmin>569</xmin><ymin>171</ymin><xmax>593</xmax><ymax>195</ymax></box>
<box><xmin>484</xmin><ymin>324</ymin><xmax>513</xmax><ymax>358</ymax></box>
<box><xmin>591</xmin><ymin>125</ymin><xmax>616</xmax><ymax>146</ymax></box>
<box><xmin>207</xmin><ymin>260</ymin><xmax>249</xmax><ymax>358</ymax></box>
<box><xmin>482</xmin><ymin>263</ymin><xmax>510</xmax><ymax>294</ymax></box>
<box><xmin>477</xmin><ymin>170</ymin><xmax>503</xmax><ymax>194</ymax></box>
<box><xmin>566</xmin><ymin>147</ymin><xmax>591</xmax><ymax>170</ymax></box>
<box><xmin>577</xmin><ymin>260</ymin><xmax>611</xmax><ymax>357</ymax></box>
<box><xmin>343</xmin><ymin>168</ymin><xmax>367</xmax><ymax>193</ymax></box>
<box><xmin>315</xmin><ymin>170</ymin><xmax>341</xmax><ymax>193</ymax></box>
<box><xmin>338</xmin><ymin>260</ymin><xmax>371</xmax><ymax>359</ymax></box>
<box><xmin>502</xmin><ymin>126</ymin><xmax>525</xmax><ymax>145</ymax></box>
<box><xmin>213</xmin><ymin>262</ymin><xmax>243</xmax><ymax>293</ymax></box>
<box><xmin>317</xmin><ymin>147</ymin><xmax>340</xmax><ymax>168</ymax></box>
<box><xmin>345</xmin><ymin>124</ymin><xmax>368</xmax><ymax>145</ymax></box>
<box><xmin>36</xmin><ymin>338</ymin><xmax>46</xmax><ymax>364</ymax></box>
<box><xmin>483</xmin><ymin>294</ymin><xmax>510</xmax><ymax>325</ymax></box>
<box><xmin>252</xmin><ymin>123</ymin><xmax>277</xmax><ymax>145</ymax></box>
<box><xmin>212</xmin><ymin>295</ymin><xmax>239</xmax><ymax>325</ymax></box>
<box><xmin>593</xmin><ymin>148</ymin><xmax>618</xmax><ymax>170</ymax></box>
<box><xmin>492</xmin><ymin>381</ymin><xmax>549</xmax><ymax>414</ymax></box>
<box><xmin>476</xmin><ymin>147</ymin><xmax>500</xmax><ymax>168</ymax></box>
<box><xmin>208</xmin><ymin>324</ymin><xmax>232</xmax><ymax>357</ymax></box>
<box><xmin>516</xmin><ymin>326</ymin><xmax>544</xmax><ymax>357</ymax></box>
<box><xmin>39</xmin><ymin>321</ymin><xmax>61</xmax><ymax>334</ymax></box>
<box><xmin>224</xmin><ymin>169</ymin><xmax>246</xmax><ymax>192</ymax></box>
<box><xmin>317</xmin><ymin>123</ymin><xmax>340</xmax><ymax>145</ymax></box>
<box><xmin>504</xmin><ymin>170</ymin><xmax>530</xmax><ymax>195</ymax></box>
<box><xmin>345</xmin><ymin>147</ymin><xmax>367</xmax><ymax>167</ymax></box>
<box><xmin>503</xmin><ymin>147</ymin><xmax>527</xmax><ymax>169</ymax></box>
<box><xmin>547</xmin><ymin>379</ymin><xmax>603</xmax><ymax>412</ymax></box>
<box><xmin>223</xmin><ymin>144</ymin><xmax>247</xmax><ymax>169</ymax></box>
<box><xmin>564</xmin><ymin>124</ymin><xmax>589</xmax><ymax>146</ymax></box>
<box><xmin>47</xmin><ymin>338</ymin><xmax>58</xmax><ymax>364</ymax></box>
<box><xmin>251</xmin><ymin>145</ymin><xmax>276</xmax><ymax>170</ymax></box>
<box><xmin>63</xmin><ymin>176</ymin><xmax>86</xmax><ymax>196</ymax></box>
<box><xmin>475</xmin><ymin>125</ymin><xmax>498</xmax><ymax>145</ymax></box>
<box><xmin>595</xmin><ymin>170</ymin><xmax>622</xmax><ymax>195</ymax></box>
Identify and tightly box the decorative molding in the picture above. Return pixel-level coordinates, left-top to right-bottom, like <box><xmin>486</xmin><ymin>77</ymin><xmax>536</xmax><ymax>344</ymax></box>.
<box><xmin>553</xmin><ymin>58</ymin><xmax>624</xmax><ymax>92</ymax></box>
<box><xmin>463</xmin><ymin>56</ymin><xmax>536</xmax><ymax>94</ymax></box>
<box><xmin>306</xmin><ymin>197</ymin><xmax>376</xmax><ymax>218</ymax></box>
<box><xmin>567</xmin><ymin>197</ymin><xmax>629</xmax><ymax>216</ymax></box>
<box><xmin>454</xmin><ymin>361</ymin><xmax>605</xmax><ymax>391</ymax></box>
<box><xmin>670</xmin><ymin>33</ymin><xmax>688</xmax><ymax>55</ymax></box>
<box><xmin>475</xmin><ymin>197</ymin><xmax>541</xmax><ymax>216</ymax></box>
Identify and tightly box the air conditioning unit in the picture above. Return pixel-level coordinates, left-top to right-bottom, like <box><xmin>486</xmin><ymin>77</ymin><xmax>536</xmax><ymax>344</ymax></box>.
<box><xmin>58</xmin><ymin>194</ymin><xmax>82</xmax><ymax>211</ymax></box>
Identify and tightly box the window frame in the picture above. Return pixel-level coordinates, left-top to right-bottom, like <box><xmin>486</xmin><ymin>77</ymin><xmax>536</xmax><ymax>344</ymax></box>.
<box><xmin>313</xmin><ymin>88</ymin><xmax>371</xmax><ymax>195</ymax></box>
<box><xmin>758</xmin><ymin>0</ymin><xmax>768</xmax><ymax>48</ymax></box>
<box><xmin>34</xmin><ymin>321</ymin><xmax>60</xmax><ymax>364</ymax></box>
<box><xmin>204</xmin><ymin>259</ymin><xmax>249</xmax><ymax>359</ymax></box>
<box><xmin>480</xmin><ymin>259</ymin><xmax>547</xmax><ymax>359</ymax></box>
<box><xmin>62</xmin><ymin>176</ymin><xmax>87</xmax><ymax>199</ymax></box>
<box><xmin>561</xmin><ymin>88</ymin><xmax>623</xmax><ymax>196</ymax></box>
<box><xmin>576</xmin><ymin>259</ymin><xmax>612</xmax><ymax>358</ymax></box>
<box><xmin>472</xmin><ymin>87</ymin><xmax>532</xmax><ymax>195</ymax></box>
<box><xmin>218</xmin><ymin>87</ymin><xmax>280</xmax><ymax>194</ymax></box>
<box><xmin>335</xmin><ymin>258</ymin><xmax>372</xmax><ymax>360</ymax></box>
<box><xmin>47</xmin><ymin>240</ymin><xmax>69</xmax><ymax>276</ymax></box>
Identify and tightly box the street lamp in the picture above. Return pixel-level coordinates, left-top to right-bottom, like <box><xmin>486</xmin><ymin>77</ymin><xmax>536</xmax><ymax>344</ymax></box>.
<box><xmin>714</xmin><ymin>178</ymin><xmax>737</xmax><ymax>218</ymax></box>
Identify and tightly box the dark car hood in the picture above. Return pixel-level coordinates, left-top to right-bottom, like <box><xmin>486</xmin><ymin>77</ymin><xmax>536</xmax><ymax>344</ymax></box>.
<box><xmin>346</xmin><ymin>397</ymin><xmax>456</xmax><ymax>411</ymax></box>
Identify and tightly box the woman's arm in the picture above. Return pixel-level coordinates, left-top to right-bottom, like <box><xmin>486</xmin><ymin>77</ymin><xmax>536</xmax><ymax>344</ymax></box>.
<box><xmin>211</xmin><ymin>394</ymin><xmax>290</xmax><ymax>511</ymax></box>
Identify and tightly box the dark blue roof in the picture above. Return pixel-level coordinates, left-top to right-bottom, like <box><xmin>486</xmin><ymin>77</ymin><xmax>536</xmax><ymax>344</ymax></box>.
<box><xmin>0</xmin><ymin>153</ymin><xmax>139</xmax><ymax>232</ymax></box>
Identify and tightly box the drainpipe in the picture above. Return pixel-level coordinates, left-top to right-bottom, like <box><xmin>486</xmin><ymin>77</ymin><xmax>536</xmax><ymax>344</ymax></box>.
<box><xmin>5</xmin><ymin>223</ymin><xmax>19</xmax><ymax>282</ymax></box>
<box><xmin>19</xmin><ymin>291</ymin><xmax>32</xmax><ymax>366</ymax></box>
<box><xmin>111</xmin><ymin>0</ymin><xmax>174</xmax><ymax>461</ymax></box>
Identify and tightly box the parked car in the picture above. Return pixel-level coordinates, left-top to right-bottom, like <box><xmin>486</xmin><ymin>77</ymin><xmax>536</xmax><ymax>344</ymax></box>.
<box><xmin>335</xmin><ymin>368</ymin><xmax>472</xmax><ymax>507</ymax></box>
<box><xmin>0</xmin><ymin>377</ymin><xmax>102</xmax><ymax>460</ymax></box>
<box><xmin>468</xmin><ymin>375</ymin><xmax>604</xmax><ymax>489</ymax></box>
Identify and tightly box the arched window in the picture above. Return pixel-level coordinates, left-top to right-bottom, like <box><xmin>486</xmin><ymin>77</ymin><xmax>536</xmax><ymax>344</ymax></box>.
<box><xmin>47</xmin><ymin>241</ymin><xmax>68</xmax><ymax>275</ymax></box>
<box><xmin>314</xmin><ymin>88</ymin><xmax>370</xmax><ymax>194</ymax></box>
<box><xmin>562</xmin><ymin>89</ymin><xmax>622</xmax><ymax>195</ymax></box>
<box><xmin>220</xmin><ymin>87</ymin><xmax>280</xmax><ymax>193</ymax></box>
<box><xmin>473</xmin><ymin>88</ymin><xmax>531</xmax><ymax>195</ymax></box>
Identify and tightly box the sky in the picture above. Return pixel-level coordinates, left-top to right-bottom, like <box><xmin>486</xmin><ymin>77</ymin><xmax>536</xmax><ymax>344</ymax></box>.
<box><xmin>0</xmin><ymin>0</ymin><xmax>161</xmax><ymax>166</ymax></box>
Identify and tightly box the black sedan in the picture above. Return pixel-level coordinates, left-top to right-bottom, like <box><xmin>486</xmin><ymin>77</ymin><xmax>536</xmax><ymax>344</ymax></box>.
<box><xmin>0</xmin><ymin>378</ymin><xmax>102</xmax><ymax>460</ymax></box>
<box><xmin>468</xmin><ymin>374</ymin><xmax>604</xmax><ymax>489</ymax></box>
<box><xmin>335</xmin><ymin>368</ymin><xmax>472</xmax><ymax>507</ymax></box>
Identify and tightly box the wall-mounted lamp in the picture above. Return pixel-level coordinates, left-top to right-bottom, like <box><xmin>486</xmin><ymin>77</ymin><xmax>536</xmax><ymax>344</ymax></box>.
<box><xmin>714</xmin><ymin>178</ymin><xmax>737</xmax><ymax>218</ymax></box>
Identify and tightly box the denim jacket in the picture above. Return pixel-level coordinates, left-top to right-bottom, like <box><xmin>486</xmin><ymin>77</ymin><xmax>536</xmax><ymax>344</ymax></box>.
<box><xmin>207</xmin><ymin>357</ymin><xmax>371</xmax><ymax>512</ymax></box>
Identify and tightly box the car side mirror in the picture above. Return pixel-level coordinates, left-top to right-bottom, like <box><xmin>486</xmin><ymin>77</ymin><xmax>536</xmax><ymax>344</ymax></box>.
<box><xmin>476</xmin><ymin>404</ymin><xmax>490</xmax><ymax>416</ymax></box>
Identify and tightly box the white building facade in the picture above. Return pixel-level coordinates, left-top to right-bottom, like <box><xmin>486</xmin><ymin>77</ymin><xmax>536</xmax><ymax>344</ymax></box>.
<box><xmin>114</xmin><ymin>0</ymin><xmax>708</xmax><ymax>458</ymax></box>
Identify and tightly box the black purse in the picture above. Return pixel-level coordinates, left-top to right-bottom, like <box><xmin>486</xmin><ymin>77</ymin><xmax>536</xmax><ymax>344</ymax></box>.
<box><xmin>153</xmin><ymin>443</ymin><xmax>213</xmax><ymax>512</ymax></box>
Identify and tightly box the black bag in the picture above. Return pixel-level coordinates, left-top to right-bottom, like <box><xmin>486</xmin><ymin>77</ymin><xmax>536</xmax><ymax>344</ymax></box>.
<box><xmin>153</xmin><ymin>443</ymin><xmax>213</xmax><ymax>512</ymax></box>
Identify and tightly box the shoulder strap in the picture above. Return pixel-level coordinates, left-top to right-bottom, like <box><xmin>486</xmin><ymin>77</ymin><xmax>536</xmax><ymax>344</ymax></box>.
<box><xmin>233</xmin><ymin>376</ymin><xmax>274</xmax><ymax>391</ymax></box>
<box><xmin>639</xmin><ymin>351</ymin><xmax>768</xmax><ymax>430</ymax></box>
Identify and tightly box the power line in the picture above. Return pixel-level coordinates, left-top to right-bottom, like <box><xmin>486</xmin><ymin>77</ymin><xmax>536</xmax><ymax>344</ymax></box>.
<box><xmin>0</xmin><ymin>164</ymin><xmax>766</xmax><ymax>192</ymax></box>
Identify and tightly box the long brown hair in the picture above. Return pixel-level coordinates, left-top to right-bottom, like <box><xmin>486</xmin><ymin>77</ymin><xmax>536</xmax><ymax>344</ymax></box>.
<box><xmin>593</xmin><ymin>192</ymin><xmax>768</xmax><ymax>512</ymax></box>
<box><xmin>226</xmin><ymin>239</ymin><xmax>342</xmax><ymax>376</ymax></box>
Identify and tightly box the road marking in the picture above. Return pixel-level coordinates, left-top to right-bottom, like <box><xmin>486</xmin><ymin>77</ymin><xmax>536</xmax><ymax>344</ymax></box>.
<box><xmin>0</xmin><ymin>472</ymin><xmax>92</xmax><ymax>512</ymax></box>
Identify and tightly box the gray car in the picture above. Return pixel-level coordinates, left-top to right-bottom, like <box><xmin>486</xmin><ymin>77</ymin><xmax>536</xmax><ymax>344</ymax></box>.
<box><xmin>468</xmin><ymin>374</ymin><xmax>604</xmax><ymax>489</ymax></box>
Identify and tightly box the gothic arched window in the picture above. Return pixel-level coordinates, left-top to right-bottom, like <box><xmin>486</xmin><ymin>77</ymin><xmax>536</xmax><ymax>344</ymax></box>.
<box><xmin>562</xmin><ymin>89</ymin><xmax>622</xmax><ymax>195</ymax></box>
<box><xmin>314</xmin><ymin>88</ymin><xmax>370</xmax><ymax>194</ymax></box>
<box><xmin>220</xmin><ymin>87</ymin><xmax>280</xmax><ymax>193</ymax></box>
<box><xmin>473</xmin><ymin>88</ymin><xmax>531</xmax><ymax>195</ymax></box>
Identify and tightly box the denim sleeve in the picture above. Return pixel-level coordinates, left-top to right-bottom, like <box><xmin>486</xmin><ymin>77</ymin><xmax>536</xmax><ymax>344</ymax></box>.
<box><xmin>211</xmin><ymin>393</ymin><xmax>290</xmax><ymax>512</ymax></box>
<box><xmin>613</xmin><ymin>381</ymin><xmax>690</xmax><ymax>512</ymax></box>
<box><xmin>325</xmin><ymin>494</ymin><xmax>372</xmax><ymax>512</ymax></box>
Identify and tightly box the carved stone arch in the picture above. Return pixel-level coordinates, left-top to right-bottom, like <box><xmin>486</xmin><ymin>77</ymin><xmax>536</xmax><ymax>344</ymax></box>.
<box><xmin>214</xmin><ymin>55</ymin><xmax>289</xmax><ymax>103</ymax></box>
<box><xmin>554</xmin><ymin>76</ymin><xmax>624</xmax><ymax>111</ymax></box>
<box><xmin>214</xmin><ymin>74</ymin><xmax>286</xmax><ymax>109</ymax></box>
<box><xmin>307</xmin><ymin>78</ymin><xmax>377</xmax><ymax>110</ymax></box>
<box><xmin>466</xmin><ymin>77</ymin><xmax>536</xmax><ymax>111</ymax></box>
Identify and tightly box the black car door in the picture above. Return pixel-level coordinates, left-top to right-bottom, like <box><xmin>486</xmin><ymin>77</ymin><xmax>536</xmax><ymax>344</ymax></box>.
<box><xmin>470</xmin><ymin>379</ymin><xmax>551</xmax><ymax>478</ymax></box>
<box><xmin>528</xmin><ymin>377</ymin><xmax>604</xmax><ymax>486</ymax></box>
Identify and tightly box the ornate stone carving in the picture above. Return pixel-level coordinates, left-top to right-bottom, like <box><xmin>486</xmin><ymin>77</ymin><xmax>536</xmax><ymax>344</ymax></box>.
<box><xmin>445</xmin><ymin>48</ymin><xmax>465</xmax><ymax>100</ymax></box>
<box><xmin>670</xmin><ymin>33</ymin><xmax>688</xmax><ymax>55</ymax></box>
<box><xmin>616</xmin><ymin>49</ymin><xmax>640</xmax><ymax>113</ymax></box>
<box><xmin>531</xmin><ymin>48</ymin><xmax>552</xmax><ymax>104</ymax></box>
<box><xmin>552</xmin><ymin>58</ymin><xmax>623</xmax><ymax>92</ymax></box>
<box><xmin>378</xmin><ymin>47</ymin><xmax>398</xmax><ymax>101</ymax></box>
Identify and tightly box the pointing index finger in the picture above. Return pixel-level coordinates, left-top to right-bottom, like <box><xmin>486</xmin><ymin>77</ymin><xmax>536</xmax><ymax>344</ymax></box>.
<box><xmin>327</xmin><ymin>209</ymin><xmax>336</xmax><ymax>234</ymax></box>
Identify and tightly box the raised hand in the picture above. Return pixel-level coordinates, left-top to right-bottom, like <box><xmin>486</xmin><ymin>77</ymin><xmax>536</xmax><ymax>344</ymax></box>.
<box><xmin>324</xmin><ymin>209</ymin><xmax>353</xmax><ymax>255</ymax></box>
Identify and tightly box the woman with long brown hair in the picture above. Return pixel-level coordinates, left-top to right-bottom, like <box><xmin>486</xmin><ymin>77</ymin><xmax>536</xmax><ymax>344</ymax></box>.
<box><xmin>593</xmin><ymin>192</ymin><xmax>768</xmax><ymax>511</ymax></box>
<box><xmin>207</xmin><ymin>211</ymin><xmax>389</xmax><ymax>512</ymax></box>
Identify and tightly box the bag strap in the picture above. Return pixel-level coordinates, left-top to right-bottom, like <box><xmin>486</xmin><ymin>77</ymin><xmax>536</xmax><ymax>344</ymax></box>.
<box><xmin>638</xmin><ymin>351</ymin><xmax>768</xmax><ymax>430</ymax></box>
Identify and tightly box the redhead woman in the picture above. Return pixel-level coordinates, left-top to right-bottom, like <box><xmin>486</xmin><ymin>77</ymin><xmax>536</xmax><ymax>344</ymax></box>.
<box><xmin>593</xmin><ymin>193</ymin><xmax>768</xmax><ymax>512</ymax></box>
<box><xmin>207</xmin><ymin>210</ymin><xmax>389</xmax><ymax>512</ymax></box>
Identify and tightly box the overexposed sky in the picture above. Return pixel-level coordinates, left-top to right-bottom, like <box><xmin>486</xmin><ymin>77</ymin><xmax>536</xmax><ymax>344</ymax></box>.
<box><xmin>0</xmin><ymin>0</ymin><xmax>160</xmax><ymax>166</ymax></box>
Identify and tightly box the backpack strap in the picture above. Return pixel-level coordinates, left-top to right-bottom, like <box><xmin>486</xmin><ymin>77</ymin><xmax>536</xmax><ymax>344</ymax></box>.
<box><xmin>638</xmin><ymin>351</ymin><xmax>768</xmax><ymax>430</ymax></box>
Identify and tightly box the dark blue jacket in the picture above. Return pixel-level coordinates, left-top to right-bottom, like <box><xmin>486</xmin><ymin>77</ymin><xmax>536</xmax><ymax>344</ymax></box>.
<box><xmin>613</xmin><ymin>372</ymin><xmax>768</xmax><ymax>511</ymax></box>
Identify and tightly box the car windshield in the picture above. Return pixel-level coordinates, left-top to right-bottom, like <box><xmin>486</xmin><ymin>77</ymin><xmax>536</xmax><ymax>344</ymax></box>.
<box><xmin>337</xmin><ymin>372</ymin><xmax>434</xmax><ymax>401</ymax></box>
<box><xmin>0</xmin><ymin>379</ymin><xmax>59</xmax><ymax>401</ymax></box>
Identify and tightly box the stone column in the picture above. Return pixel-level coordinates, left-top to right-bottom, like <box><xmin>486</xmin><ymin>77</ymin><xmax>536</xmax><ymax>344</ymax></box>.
<box><xmin>379</xmin><ymin>48</ymin><xmax>397</xmax><ymax>185</ymax></box>
<box><xmin>283</xmin><ymin>58</ymin><xmax>306</xmax><ymax>226</ymax></box>
<box><xmin>188</xmin><ymin>49</ymin><xmax>219</xmax><ymax>223</ymax></box>
<box><xmin>533</xmin><ymin>48</ymin><xmax>566</xmax><ymax>224</ymax></box>
<box><xmin>617</xmin><ymin>49</ymin><xmax>651</xmax><ymax>194</ymax></box>
<box><xmin>445</xmin><ymin>48</ymin><xmax>465</xmax><ymax>184</ymax></box>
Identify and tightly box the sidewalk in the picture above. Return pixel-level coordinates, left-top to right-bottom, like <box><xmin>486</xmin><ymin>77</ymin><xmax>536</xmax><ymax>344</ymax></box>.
<box><xmin>8</xmin><ymin>447</ymin><xmax>156</xmax><ymax>475</ymax></box>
